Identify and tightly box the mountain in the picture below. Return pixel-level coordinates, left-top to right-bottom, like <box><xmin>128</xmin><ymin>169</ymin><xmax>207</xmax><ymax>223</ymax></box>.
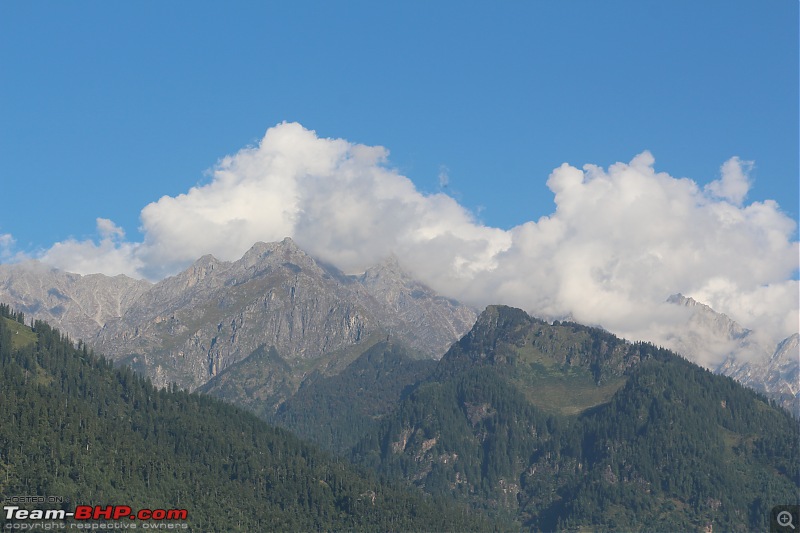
<box><xmin>351</xmin><ymin>305</ymin><xmax>800</xmax><ymax>531</ymax></box>
<box><xmin>0</xmin><ymin>260</ymin><xmax>151</xmax><ymax>341</ymax></box>
<box><xmin>666</xmin><ymin>293</ymin><xmax>799</xmax><ymax>415</ymax></box>
<box><xmin>358</xmin><ymin>255</ymin><xmax>475</xmax><ymax>354</ymax></box>
<box><xmin>197</xmin><ymin>336</ymin><xmax>437</xmax><ymax>454</ymax></box>
<box><xmin>1</xmin><ymin>244</ymin><xmax>795</xmax><ymax>412</ymax></box>
<box><xmin>0</xmin><ymin>310</ymin><xmax>491</xmax><ymax>531</ymax></box>
<box><xmin>664</xmin><ymin>293</ymin><xmax>773</xmax><ymax>365</ymax></box>
<box><xmin>269</xmin><ymin>339</ymin><xmax>437</xmax><ymax>455</ymax></box>
<box><xmin>0</xmin><ymin>239</ymin><xmax>477</xmax><ymax>391</ymax></box>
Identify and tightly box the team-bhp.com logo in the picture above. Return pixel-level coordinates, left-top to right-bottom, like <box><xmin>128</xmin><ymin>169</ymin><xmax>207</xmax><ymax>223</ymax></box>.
<box><xmin>73</xmin><ymin>507</ymin><xmax>187</xmax><ymax>521</ymax></box>
<box><xmin>4</xmin><ymin>505</ymin><xmax>188</xmax><ymax>528</ymax></box>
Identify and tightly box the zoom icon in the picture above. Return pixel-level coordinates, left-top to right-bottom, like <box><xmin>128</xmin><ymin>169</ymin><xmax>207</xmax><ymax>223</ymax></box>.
<box><xmin>772</xmin><ymin>505</ymin><xmax>800</xmax><ymax>532</ymax></box>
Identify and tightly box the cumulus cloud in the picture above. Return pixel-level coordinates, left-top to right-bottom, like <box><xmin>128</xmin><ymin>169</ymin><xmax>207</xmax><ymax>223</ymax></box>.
<box><xmin>34</xmin><ymin>122</ymin><xmax>799</xmax><ymax>361</ymax></box>
<box><xmin>463</xmin><ymin>152</ymin><xmax>797</xmax><ymax>365</ymax></box>
<box><xmin>705</xmin><ymin>156</ymin><xmax>752</xmax><ymax>205</ymax></box>
<box><xmin>40</xmin><ymin>218</ymin><xmax>144</xmax><ymax>278</ymax></box>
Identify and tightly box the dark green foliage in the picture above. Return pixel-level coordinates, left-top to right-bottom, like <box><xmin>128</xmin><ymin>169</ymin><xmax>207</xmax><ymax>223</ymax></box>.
<box><xmin>272</xmin><ymin>340</ymin><xmax>436</xmax><ymax>454</ymax></box>
<box><xmin>352</xmin><ymin>366</ymin><xmax>553</xmax><ymax>526</ymax></box>
<box><xmin>0</xmin><ymin>303</ymin><xmax>25</xmax><ymax>325</ymax></box>
<box><xmin>522</xmin><ymin>355</ymin><xmax>799</xmax><ymax>532</ymax></box>
<box><xmin>0</xmin><ymin>311</ymin><xmax>490</xmax><ymax>531</ymax></box>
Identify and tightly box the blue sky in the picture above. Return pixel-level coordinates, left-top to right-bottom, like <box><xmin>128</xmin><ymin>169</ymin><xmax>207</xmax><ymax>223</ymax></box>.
<box><xmin>2</xmin><ymin>1</ymin><xmax>796</xmax><ymax>246</ymax></box>
<box><xmin>0</xmin><ymin>1</ymin><xmax>798</xmax><ymax>348</ymax></box>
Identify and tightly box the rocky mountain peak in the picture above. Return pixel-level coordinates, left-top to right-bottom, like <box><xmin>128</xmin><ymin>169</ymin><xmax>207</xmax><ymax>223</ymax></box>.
<box><xmin>238</xmin><ymin>238</ymin><xmax>317</xmax><ymax>273</ymax></box>
<box><xmin>356</xmin><ymin>257</ymin><xmax>478</xmax><ymax>359</ymax></box>
<box><xmin>774</xmin><ymin>333</ymin><xmax>799</xmax><ymax>360</ymax></box>
<box><xmin>248</xmin><ymin>237</ymin><xmax>300</xmax><ymax>255</ymax></box>
<box><xmin>359</xmin><ymin>257</ymin><xmax>421</xmax><ymax>296</ymax></box>
<box><xmin>475</xmin><ymin>304</ymin><xmax>534</xmax><ymax>329</ymax></box>
<box><xmin>439</xmin><ymin>305</ymin><xmax>536</xmax><ymax>369</ymax></box>
<box><xmin>78</xmin><ymin>239</ymin><xmax>479</xmax><ymax>389</ymax></box>
<box><xmin>666</xmin><ymin>293</ymin><xmax>750</xmax><ymax>342</ymax></box>
<box><xmin>361</xmin><ymin>254</ymin><xmax>404</xmax><ymax>280</ymax></box>
<box><xmin>175</xmin><ymin>254</ymin><xmax>228</xmax><ymax>289</ymax></box>
<box><xmin>194</xmin><ymin>253</ymin><xmax>221</xmax><ymax>267</ymax></box>
<box><xmin>667</xmin><ymin>293</ymin><xmax>696</xmax><ymax>307</ymax></box>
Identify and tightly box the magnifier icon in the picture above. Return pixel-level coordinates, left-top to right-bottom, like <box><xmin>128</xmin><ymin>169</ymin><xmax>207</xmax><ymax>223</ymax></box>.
<box><xmin>778</xmin><ymin>511</ymin><xmax>795</xmax><ymax>530</ymax></box>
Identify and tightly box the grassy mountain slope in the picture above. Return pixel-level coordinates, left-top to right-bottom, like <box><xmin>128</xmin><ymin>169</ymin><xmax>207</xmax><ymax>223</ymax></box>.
<box><xmin>0</xmin><ymin>309</ymin><xmax>490</xmax><ymax>532</ymax></box>
<box><xmin>436</xmin><ymin>305</ymin><xmax>637</xmax><ymax>415</ymax></box>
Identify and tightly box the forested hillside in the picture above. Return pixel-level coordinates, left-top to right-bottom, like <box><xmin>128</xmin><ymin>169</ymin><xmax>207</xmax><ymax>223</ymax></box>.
<box><xmin>0</xmin><ymin>307</ymin><xmax>490</xmax><ymax>531</ymax></box>
<box><xmin>351</xmin><ymin>306</ymin><xmax>800</xmax><ymax>531</ymax></box>
<box><xmin>271</xmin><ymin>339</ymin><xmax>437</xmax><ymax>454</ymax></box>
<box><xmin>5</xmin><ymin>301</ymin><xmax>795</xmax><ymax>532</ymax></box>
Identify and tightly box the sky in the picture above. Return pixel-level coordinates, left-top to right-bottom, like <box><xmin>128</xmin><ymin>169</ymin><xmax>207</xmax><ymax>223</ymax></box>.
<box><xmin>1</xmin><ymin>1</ymin><xmax>798</xmax><ymax>361</ymax></box>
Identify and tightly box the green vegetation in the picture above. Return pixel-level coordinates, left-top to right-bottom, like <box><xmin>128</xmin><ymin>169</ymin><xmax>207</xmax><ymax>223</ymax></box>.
<box><xmin>0</xmin><ymin>304</ymin><xmax>35</xmax><ymax>350</ymax></box>
<box><xmin>272</xmin><ymin>340</ymin><xmax>437</xmax><ymax>454</ymax></box>
<box><xmin>521</xmin><ymin>353</ymin><xmax>800</xmax><ymax>531</ymax></box>
<box><xmin>7</xmin><ymin>301</ymin><xmax>794</xmax><ymax>532</ymax></box>
<box><xmin>198</xmin><ymin>333</ymin><xmax>391</xmax><ymax>419</ymax></box>
<box><xmin>0</xmin><ymin>305</ymin><xmax>490</xmax><ymax>532</ymax></box>
<box><xmin>352</xmin><ymin>305</ymin><xmax>800</xmax><ymax>531</ymax></box>
<box><xmin>1</xmin><ymin>316</ymin><xmax>37</xmax><ymax>350</ymax></box>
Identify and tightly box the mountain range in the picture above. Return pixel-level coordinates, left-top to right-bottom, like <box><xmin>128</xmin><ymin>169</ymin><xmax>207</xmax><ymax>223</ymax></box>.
<box><xmin>0</xmin><ymin>238</ymin><xmax>475</xmax><ymax>394</ymax></box>
<box><xmin>0</xmin><ymin>238</ymin><xmax>795</xmax><ymax>415</ymax></box>
<box><xmin>1</xmin><ymin>246</ymin><xmax>797</xmax><ymax>530</ymax></box>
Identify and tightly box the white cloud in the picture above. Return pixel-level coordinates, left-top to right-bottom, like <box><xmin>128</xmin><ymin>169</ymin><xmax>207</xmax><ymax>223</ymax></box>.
<box><xmin>97</xmin><ymin>217</ymin><xmax>126</xmax><ymax>240</ymax></box>
<box><xmin>705</xmin><ymin>156</ymin><xmax>752</xmax><ymax>205</ymax></box>
<box><xmin>34</xmin><ymin>122</ymin><xmax>799</xmax><ymax>355</ymax></box>
<box><xmin>40</xmin><ymin>218</ymin><xmax>144</xmax><ymax>278</ymax></box>
<box><xmin>467</xmin><ymin>151</ymin><xmax>797</xmax><ymax>350</ymax></box>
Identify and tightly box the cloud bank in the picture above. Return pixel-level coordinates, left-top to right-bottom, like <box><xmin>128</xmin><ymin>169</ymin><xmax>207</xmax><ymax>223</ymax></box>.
<box><xmin>22</xmin><ymin>122</ymin><xmax>800</xmax><ymax>362</ymax></box>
